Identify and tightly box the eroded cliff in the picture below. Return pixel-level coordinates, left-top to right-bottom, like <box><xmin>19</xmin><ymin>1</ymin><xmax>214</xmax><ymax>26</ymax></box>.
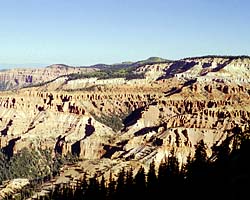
<box><xmin>0</xmin><ymin>64</ymin><xmax>98</xmax><ymax>90</ymax></box>
<box><xmin>0</xmin><ymin>56</ymin><xmax>249</xmax><ymax>184</ymax></box>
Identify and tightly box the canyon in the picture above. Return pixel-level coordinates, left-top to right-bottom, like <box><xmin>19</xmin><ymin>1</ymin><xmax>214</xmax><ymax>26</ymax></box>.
<box><xmin>0</xmin><ymin>56</ymin><xmax>250</xmax><ymax>197</ymax></box>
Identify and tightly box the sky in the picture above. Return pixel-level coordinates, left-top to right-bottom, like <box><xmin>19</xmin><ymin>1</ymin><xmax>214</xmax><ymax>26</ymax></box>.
<box><xmin>0</xmin><ymin>0</ymin><xmax>249</xmax><ymax>68</ymax></box>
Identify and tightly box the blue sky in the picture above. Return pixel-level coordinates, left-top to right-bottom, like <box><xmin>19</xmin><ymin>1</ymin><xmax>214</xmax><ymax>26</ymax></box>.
<box><xmin>0</xmin><ymin>0</ymin><xmax>249</xmax><ymax>68</ymax></box>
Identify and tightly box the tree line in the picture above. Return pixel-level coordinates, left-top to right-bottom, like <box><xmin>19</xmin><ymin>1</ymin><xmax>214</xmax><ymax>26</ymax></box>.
<box><xmin>47</xmin><ymin>130</ymin><xmax>250</xmax><ymax>200</ymax></box>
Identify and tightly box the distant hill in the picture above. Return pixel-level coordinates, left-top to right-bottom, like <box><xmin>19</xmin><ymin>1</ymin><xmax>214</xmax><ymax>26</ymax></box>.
<box><xmin>183</xmin><ymin>55</ymin><xmax>250</xmax><ymax>60</ymax></box>
<box><xmin>87</xmin><ymin>57</ymin><xmax>169</xmax><ymax>70</ymax></box>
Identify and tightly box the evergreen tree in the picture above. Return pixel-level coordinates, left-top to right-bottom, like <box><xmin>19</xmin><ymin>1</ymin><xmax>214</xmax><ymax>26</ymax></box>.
<box><xmin>165</xmin><ymin>149</ymin><xmax>181</xmax><ymax>197</ymax></box>
<box><xmin>124</xmin><ymin>167</ymin><xmax>134</xmax><ymax>199</ymax></box>
<box><xmin>85</xmin><ymin>173</ymin><xmax>99</xmax><ymax>200</ymax></box>
<box><xmin>158</xmin><ymin>156</ymin><xmax>168</xmax><ymax>191</ymax></box>
<box><xmin>73</xmin><ymin>179</ymin><xmax>85</xmax><ymax>199</ymax></box>
<box><xmin>81</xmin><ymin>172</ymin><xmax>88</xmax><ymax>194</ymax></box>
<box><xmin>51</xmin><ymin>184</ymin><xmax>61</xmax><ymax>200</ymax></box>
<box><xmin>194</xmin><ymin>140</ymin><xmax>207</xmax><ymax>166</ymax></box>
<box><xmin>100</xmin><ymin>175</ymin><xmax>107</xmax><ymax>200</ymax></box>
<box><xmin>147</xmin><ymin>160</ymin><xmax>157</xmax><ymax>197</ymax></box>
<box><xmin>167</xmin><ymin>149</ymin><xmax>180</xmax><ymax>175</ymax></box>
<box><xmin>182</xmin><ymin>153</ymin><xmax>193</xmax><ymax>198</ymax></box>
<box><xmin>232</xmin><ymin>124</ymin><xmax>243</xmax><ymax>150</ymax></box>
<box><xmin>61</xmin><ymin>187</ymin><xmax>74</xmax><ymax>200</ymax></box>
<box><xmin>212</xmin><ymin>136</ymin><xmax>232</xmax><ymax>199</ymax></box>
<box><xmin>115</xmin><ymin>168</ymin><xmax>125</xmax><ymax>200</ymax></box>
<box><xmin>157</xmin><ymin>150</ymin><xmax>183</xmax><ymax>198</ymax></box>
<box><xmin>107</xmin><ymin>172</ymin><xmax>116</xmax><ymax>200</ymax></box>
<box><xmin>229</xmin><ymin>137</ymin><xmax>250</xmax><ymax>199</ymax></box>
<box><xmin>134</xmin><ymin>166</ymin><xmax>146</xmax><ymax>198</ymax></box>
<box><xmin>187</xmin><ymin>139</ymin><xmax>210</xmax><ymax>199</ymax></box>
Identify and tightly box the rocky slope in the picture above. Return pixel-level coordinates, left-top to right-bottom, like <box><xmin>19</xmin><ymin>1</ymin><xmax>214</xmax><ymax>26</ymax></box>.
<box><xmin>0</xmin><ymin>57</ymin><xmax>169</xmax><ymax>91</ymax></box>
<box><xmin>0</xmin><ymin>64</ymin><xmax>98</xmax><ymax>90</ymax></box>
<box><xmin>0</xmin><ymin>56</ymin><xmax>249</xmax><ymax>190</ymax></box>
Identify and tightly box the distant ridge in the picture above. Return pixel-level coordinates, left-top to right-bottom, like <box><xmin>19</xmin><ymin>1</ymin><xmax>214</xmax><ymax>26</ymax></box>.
<box><xmin>0</xmin><ymin>55</ymin><xmax>249</xmax><ymax>91</ymax></box>
<box><xmin>46</xmin><ymin>64</ymin><xmax>76</xmax><ymax>69</ymax></box>
<box><xmin>183</xmin><ymin>55</ymin><xmax>250</xmax><ymax>60</ymax></box>
<box><xmin>87</xmin><ymin>57</ymin><xmax>170</xmax><ymax>70</ymax></box>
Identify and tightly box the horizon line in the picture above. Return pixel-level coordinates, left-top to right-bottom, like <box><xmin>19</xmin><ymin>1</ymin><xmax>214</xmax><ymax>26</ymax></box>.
<box><xmin>0</xmin><ymin>54</ymin><xmax>249</xmax><ymax>69</ymax></box>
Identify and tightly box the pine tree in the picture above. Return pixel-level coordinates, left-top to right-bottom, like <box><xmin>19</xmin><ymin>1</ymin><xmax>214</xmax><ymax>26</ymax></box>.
<box><xmin>51</xmin><ymin>184</ymin><xmax>61</xmax><ymax>200</ymax></box>
<box><xmin>81</xmin><ymin>172</ymin><xmax>88</xmax><ymax>194</ymax></box>
<box><xmin>229</xmin><ymin>137</ymin><xmax>250</xmax><ymax>199</ymax></box>
<box><xmin>61</xmin><ymin>187</ymin><xmax>74</xmax><ymax>200</ymax></box>
<box><xmin>166</xmin><ymin>150</ymin><xmax>179</xmax><ymax>177</ymax></box>
<box><xmin>194</xmin><ymin>140</ymin><xmax>207</xmax><ymax>166</ymax></box>
<box><xmin>100</xmin><ymin>175</ymin><xmax>107</xmax><ymax>200</ymax></box>
<box><xmin>115</xmin><ymin>168</ymin><xmax>125</xmax><ymax>200</ymax></box>
<box><xmin>85</xmin><ymin>173</ymin><xmax>99</xmax><ymax>200</ymax></box>
<box><xmin>74</xmin><ymin>179</ymin><xmax>84</xmax><ymax>199</ymax></box>
<box><xmin>124</xmin><ymin>167</ymin><xmax>134</xmax><ymax>199</ymax></box>
<box><xmin>158</xmin><ymin>156</ymin><xmax>167</xmax><ymax>191</ymax></box>
<box><xmin>134</xmin><ymin>166</ymin><xmax>146</xmax><ymax>198</ymax></box>
<box><xmin>107</xmin><ymin>172</ymin><xmax>116</xmax><ymax>200</ymax></box>
<box><xmin>166</xmin><ymin>150</ymin><xmax>182</xmax><ymax>198</ymax></box>
<box><xmin>147</xmin><ymin>160</ymin><xmax>157</xmax><ymax>196</ymax></box>
<box><xmin>212</xmin><ymin>136</ymin><xmax>232</xmax><ymax>199</ymax></box>
<box><xmin>188</xmin><ymin>139</ymin><xmax>209</xmax><ymax>199</ymax></box>
<box><xmin>232</xmin><ymin>124</ymin><xmax>243</xmax><ymax>150</ymax></box>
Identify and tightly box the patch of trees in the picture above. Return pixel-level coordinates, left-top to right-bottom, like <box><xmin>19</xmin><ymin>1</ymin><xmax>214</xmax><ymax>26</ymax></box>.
<box><xmin>92</xmin><ymin>114</ymin><xmax>123</xmax><ymax>132</ymax></box>
<box><xmin>0</xmin><ymin>148</ymin><xmax>78</xmax><ymax>184</ymax></box>
<box><xmin>90</xmin><ymin>110</ymin><xmax>133</xmax><ymax>132</ymax></box>
<box><xmin>68</xmin><ymin>67</ymin><xmax>145</xmax><ymax>81</ymax></box>
<box><xmin>67</xmin><ymin>57</ymin><xmax>171</xmax><ymax>81</ymax></box>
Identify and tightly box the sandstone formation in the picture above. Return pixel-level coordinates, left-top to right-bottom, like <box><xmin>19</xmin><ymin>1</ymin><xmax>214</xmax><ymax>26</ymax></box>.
<box><xmin>0</xmin><ymin>56</ymin><xmax>249</xmax><ymax>192</ymax></box>
<box><xmin>0</xmin><ymin>64</ymin><xmax>98</xmax><ymax>90</ymax></box>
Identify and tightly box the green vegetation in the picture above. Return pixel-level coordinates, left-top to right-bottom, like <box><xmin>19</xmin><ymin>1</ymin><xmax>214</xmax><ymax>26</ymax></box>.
<box><xmin>0</xmin><ymin>148</ymin><xmax>78</xmax><ymax>199</ymax></box>
<box><xmin>12</xmin><ymin>57</ymin><xmax>170</xmax><ymax>90</ymax></box>
<box><xmin>90</xmin><ymin>109</ymin><xmax>133</xmax><ymax>132</ymax></box>
<box><xmin>68</xmin><ymin>67</ymin><xmax>145</xmax><ymax>81</ymax></box>
<box><xmin>67</xmin><ymin>57</ymin><xmax>170</xmax><ymax>81</ymax></box>
<box><xmin>94</xmin><ymin>114</ymin><xmax>123</xmax><ymax>132</ymax></box>
<box><xmin>22</xmin><ymin>76</ymin><xmax>62</xmax><ymax>89</ymax></box>
<box><xmin>23</xmin><ymin>64</ymin><xmax>145</xmax><ymax>90</ymax></box>
<box><xmin>90</xmin><ymin>112</ymin><xmax>125</xmax><ymax>132</ymax></box>
<box><xmin>0</xmin><ymin>147</ymin><xmax>78</xmax><ymax>184</ymax></box>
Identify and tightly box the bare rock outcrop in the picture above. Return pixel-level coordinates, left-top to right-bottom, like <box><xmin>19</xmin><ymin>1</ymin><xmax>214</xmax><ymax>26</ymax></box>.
<box><xmin>0</xmin><ymin>64</ymin><xmax>98</xmax><ymax>90</ymax></box>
